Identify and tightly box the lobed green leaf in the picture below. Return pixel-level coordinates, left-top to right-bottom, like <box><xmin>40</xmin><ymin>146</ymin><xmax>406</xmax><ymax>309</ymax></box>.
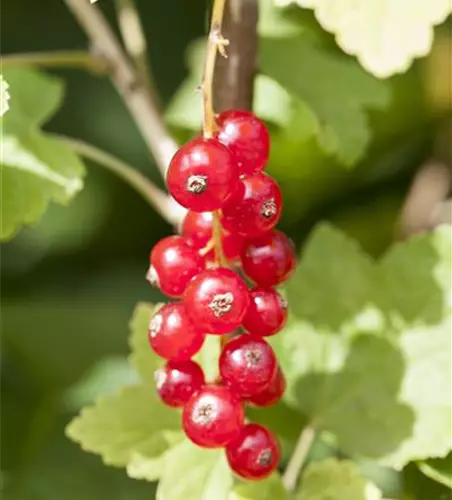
<box><xmin>297</xmin><ymin>459</ymin><xmax>382</xmax><ymax>500</ymax></box>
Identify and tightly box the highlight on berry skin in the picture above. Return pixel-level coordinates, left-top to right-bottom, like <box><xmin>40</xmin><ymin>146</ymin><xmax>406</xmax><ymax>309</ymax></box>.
<box><xmin>146</xmin><ymin>108</ymin><xmax>295</xmax><ymax>481</ymax></box>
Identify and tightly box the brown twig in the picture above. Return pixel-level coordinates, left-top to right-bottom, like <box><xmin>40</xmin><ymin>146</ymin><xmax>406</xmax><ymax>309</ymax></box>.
<box><xmin>64</xmin><ymin>0</ymin><xmax>178</xmax><ymax>179</ymax></box>
<box><xmin>399</xmin><ymin>161</ymin><xmax>451</xmax><ymax>237</ymax></box>
<box><xmin>214</xmin><ymin>0</ymin><xmax>258</xmax><ymax>112</ymax></box>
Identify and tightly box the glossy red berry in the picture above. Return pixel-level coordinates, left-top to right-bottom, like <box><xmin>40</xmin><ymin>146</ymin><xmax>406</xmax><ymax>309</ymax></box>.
<box><xmin>184</xmin><ymin>268</ymin><xmax>250</xmax><ymax>334</ymax></box>
<box><xmin>155</xmin><ymin>360</ymin><xmax>205</xmax><ymax>407</ymax></box>
<box><xmin>148</xmin><ymin>303</ymin><xmax>205</xmax><ymax>361</ymax></box>
<box><xmin>226</xmin><ymin>424</ymin><xmax>280</xmax><ymax>480</ymax></box>
<box><xmin>147</xmin><ymin>236</ymin><xmax>204</xmax><ymax>297</ymax></box>
<box><xmin>216</xmin><ymin>110</ymin><xmax>270</xmax><ymax>175</ymax></box>
<box><xmin>183</xmin><ymin>385</ymin><xmax>244</xmax><ymax>448</ymax></box>
<box><xmin>167</xmin><ymin>137</ymin><xmax>238</xmax><ymax>211</ymax></box>
<box><xmin>219</xmin><ymin>335</ymin><xmax>277</xmax><ymax>398</ymax></box>
<box><xmin>241</xmin><ymin>230</ymin><xmax>296</xmax><ymax>287</ymax></box>
<box><xmin>248</xmin><ymin>366</ymin><xmax>286</xmax><ymax>407</ymax></box>
<box><xmin>242</xmin><ymin>287</ymin><xmax>288</xmax><ymax>337</ymax></box>
<box><xmin>181</xmin><ymin>211</ymin><xmax>245</xmax><ymax>261</ymax></box>
<box><xmin>222</xmin><ymin>173</ymin><xmax>282</xmax><ymax>237</ymax></box>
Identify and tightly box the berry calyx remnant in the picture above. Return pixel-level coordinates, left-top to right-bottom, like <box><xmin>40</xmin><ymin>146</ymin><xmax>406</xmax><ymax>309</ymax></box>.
<box><xmin>184</xmin><ymin>267</ymin><xmax>250</xmax><ymax>334</ymax></box>
<box><xmin>226</xmin><ymin>423</ymin><xmax>281</xmax><ymax>479</ymax></box>
<box><xmin>222</xmin><ymin>172</ymin><xmax>283</xmax><ymax>237</ymax></box>
<box><xmin>167</xmin><ymin>137</ymin><xmax>238</xmax><ymax>212</ymax></box>
<box><xmin>183</xmin><ymin>385</ymin><xmax>244</xmax><ymax>448</ymax></box>
<box><xmin>219</xmin><ymin>335</ymin><xmax>277</xmax><ymax>398</ymax></box>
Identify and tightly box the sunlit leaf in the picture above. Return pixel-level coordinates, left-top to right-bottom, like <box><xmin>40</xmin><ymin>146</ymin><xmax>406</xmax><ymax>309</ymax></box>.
<box><xmin>297</xmin><ymin>459</ymin><xmax>382</xmax><ymax>500</ymax></box>
<box><xmin>276</xmin><ymin>0</ymin><xmax>452</xmax><ymax>77</ymax></box>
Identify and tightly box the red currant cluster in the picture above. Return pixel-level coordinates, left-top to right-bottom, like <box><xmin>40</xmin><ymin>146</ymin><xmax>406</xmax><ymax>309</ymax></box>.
<box><xmin>147</xmin><ymin>110</ymin><xmax>295</xmax><ymax>480</ymax></box>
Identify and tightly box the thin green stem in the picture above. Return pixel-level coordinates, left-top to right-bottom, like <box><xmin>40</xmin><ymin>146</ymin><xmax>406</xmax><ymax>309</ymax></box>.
<box><xmin>61</xmin><ymin>136</ymin><xmax>182</xmax><ymax>225</ymax></box>
<box><xmin>1</xmin><ymin>50</ymin><xmax>108</xmax><ymax>74</ymax></box>
<box><xmin>282</xmin><ymin>426</ymin><xmax>316</xmax><ymax>493</ymax></box>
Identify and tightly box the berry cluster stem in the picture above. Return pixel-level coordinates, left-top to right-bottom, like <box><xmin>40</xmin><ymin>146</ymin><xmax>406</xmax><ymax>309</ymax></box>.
<box><xmin>202</xmin><ymin>0</ymin><xmax>229</xmax><ymax>139</ymax></box>
<box><xmin>202</xmin><ymin>0</ymin><xmax>230</xmax><ymax>345</ymax></box>
<box><xmin>212</xmin><ymin>211</ymin><xmax>227</xmax><ymax>265</ymax></box>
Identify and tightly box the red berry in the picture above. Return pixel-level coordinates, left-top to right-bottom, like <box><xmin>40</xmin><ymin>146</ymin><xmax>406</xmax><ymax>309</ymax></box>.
<box><xmin>183</xmin><ymin>385</ymin><xmax>244</xmax><ymax>448</ymax></box>
<box><xmin>226</xmin><ymin>424</ymin><xmax>280</xmax><ymax>480</ymax></box>
<box><xmin>222</xmin><ymin>173</ymin><xmax>282</xmax><ymax>237</ymax></box>
<box><xmin>155</xmin><ymin>360</ymin><xmax>205</xmax><ymax>407</ymax></box>
<box><xmin>166</xmin><ymin>137</ymin><xmax>238</xmax><ymax>211</ymax></box>
<box><xmin>184</xmin><ymin>268</ymin><xmax>250</xmax><ymax>334</ymax></box>
<box><xmin>181</xmin><ymin>211</ymin><xmax>245</xmax><ymax>261</ymax></box>
<box><xmin>242</xmin><ymin>287</ymin><xmax>288</xmax><ymax>336</ymax></box>
<box><xmin>219</xmin><ymin>335</ymin><xmax>277</xmax><ymax>398</ymax></box>
<box><xmin>241</xmin><ymin>230</ymin><xmax>296</xmax><ymax>286</ymax></box>
<box><xmin>148</xmin><ymin>303</ymin><xmax>205</xmax><ymax>361</ymax></box>
<box><xmin>216</xmin><ymin>110</ymin><xmax>270</xmax><ymax>175</ymax></box>
<box><xmin>147</xmin><ymin>236</ymin><xmax>204</xmax><ymax>297</ymax></box>
<box><xmin>248</xmin><ymin>367</ymin><xmax>286</xmax><ymax>407</ymax></box>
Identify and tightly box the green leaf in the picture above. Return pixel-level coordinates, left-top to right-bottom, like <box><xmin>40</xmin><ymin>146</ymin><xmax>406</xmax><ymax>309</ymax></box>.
<box><xmin>230</xmin><ymin>474</ymin><xmax>289</xmax><ymax>500</ymax></box>
<box><xmin>277</xmin><ymin>0</ymin><xmax>452</xmax><ymax>78</ymax></box>
<box><xmin>286</xmin><ymin>224</ymin><xmax>378</xmax><ymax>333</ymax></box>
<box><xmin>2</xmin><ymin>67</ymin><xmax>64</xmax><ymax>134</ymax></box>
<box><xmin>275</xmin><ymin>224</ymin><xmax>451</xmax><ymax>466</ymax></box>
<box><xmin>382</xmin><ymin>317</ymin><xmax>452</xmax><ymax>468</ymax></box>
<box><xmin>63</xmin><ymin>356</ymin><xmax>140</xmax><ymax>411</ymax></box>
<box><xmin>1</xmin><ymin>133</ymin><xmax>84</xmax><ymax>240</ymax></box>
<box><xmin>418</xmin><ymin>453</ymin><xmax>452</xmax><ymax>489</ymax></box>
<box><xmin>275</xmin><ymin>326</ymin><xmax>414</xmax><ymax>458</ymax></box>
<box><xmin>66</xmin><ymin>384</ymin><xmax>182</xmax><ymax>469</ymax></box>
<box><xmin>296</xmin><ymin>459</ymin><xmax>382</xmax><ymax>500</ymax></box>
<box><xmin>1</xmin><ymin>74</ymin><xmax>10</xmax><ymax>116</ymax></box>
<box><xmin>260</xmin><ymin>37</ymin><xmax>390</xmax><ymax>165</ymax></box>
<box><xmin>156</xmin><ymin>440</ymin><xmax>233</xmax><ymax>500</ymax></box>
<box><xmin>1</xmin><ymin>68</ymin><xmax>84</xmax><ymax>241</ymax></box>
<box><xmin>194</xmin><ymin>334</ymin><xmax>221</xmax><ymax>382</ymax></box>
<box><xmin>379</xmin><ymin>225</ymin><xmax>452</xmax><ymax>327</ymax></box>
<box><xmin>66</xmin><ymin>304</ymin><xmax>184</xmax><ymax>479</ymax></box>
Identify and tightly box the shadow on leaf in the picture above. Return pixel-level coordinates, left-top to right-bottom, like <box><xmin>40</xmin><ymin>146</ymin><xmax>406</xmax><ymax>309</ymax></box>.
<box><xmin>293</xmin><ymin>334</ymin><xmax>415</xmax><ymax>458</ymax></box>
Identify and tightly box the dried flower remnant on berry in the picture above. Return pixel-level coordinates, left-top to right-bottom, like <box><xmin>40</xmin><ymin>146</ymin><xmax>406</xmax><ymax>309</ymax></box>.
<box><xmin>261</xmin><ymin>198</ymin><xmax>277</xmax><ymax>219</ymax></box>
<box><xmin>187</xmin><ymin>175</ymin><xmax>208</xmax><ymax>194</ymax></box>
<box><xmin>209</xmin><ymin>292</ymin><xmax>234</xmax><ymax>317</ymax></box>
<box><xmin>193</xmin><ymin>403</ymin><xmax>215</xmax><ymax>425</ymax></box>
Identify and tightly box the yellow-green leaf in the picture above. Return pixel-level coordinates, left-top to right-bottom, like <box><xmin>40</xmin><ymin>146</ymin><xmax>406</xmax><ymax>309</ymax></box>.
<box><xmin>297</xmin><ymin>459</ymin><xmax>382</xmax><ymax>500</ymax></box>
<box><xmin>276</xmin><ymin>0</ymin><xmax>452</xmax><ymax>77</ymax></box>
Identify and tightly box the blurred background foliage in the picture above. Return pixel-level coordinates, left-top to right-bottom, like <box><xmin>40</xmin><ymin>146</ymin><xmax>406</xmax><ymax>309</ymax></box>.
<box><xmin>1</xmin><ymin>0</ymin><xmax>450</xmax><ymax>498</ymax></box>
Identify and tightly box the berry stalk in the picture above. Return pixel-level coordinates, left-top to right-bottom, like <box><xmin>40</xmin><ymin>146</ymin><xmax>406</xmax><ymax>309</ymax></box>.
<box><xmin>202</xmin><ymin>0</ymin><xmax>229</xmax><ymax>139</ymax></box>
<box><xmin>202</xmin><ymin>0</ymin><xmax>230</xmax><ymax>268</ymax></box>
